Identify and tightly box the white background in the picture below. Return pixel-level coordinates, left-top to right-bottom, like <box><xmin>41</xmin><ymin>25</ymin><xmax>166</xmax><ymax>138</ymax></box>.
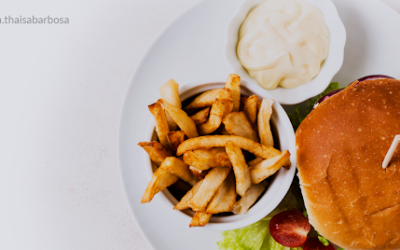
<box><xmin>1</xmin><ymin>0</ymin><xmax>399</xmax><ymax>249</ymax></box>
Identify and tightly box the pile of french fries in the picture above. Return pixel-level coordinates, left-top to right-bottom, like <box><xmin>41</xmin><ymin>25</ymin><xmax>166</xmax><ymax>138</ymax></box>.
<box><xmin>139</xmin><ymin>74</ymin><xmax>291</xmax><ymax>227</ymax></box>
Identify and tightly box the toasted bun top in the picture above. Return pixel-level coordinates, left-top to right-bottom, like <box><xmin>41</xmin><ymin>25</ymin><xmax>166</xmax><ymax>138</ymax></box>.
<box><xmin>296</xmin><ymin>78</ymin><xmax>400</xmax><ymax>250</ymax></box>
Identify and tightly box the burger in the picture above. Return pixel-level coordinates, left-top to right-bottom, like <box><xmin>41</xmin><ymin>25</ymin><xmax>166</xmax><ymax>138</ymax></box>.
<box><xmin>296</xmin><ymin>75</ymin><xmax>400</xmax><ymax>250</ymax></box>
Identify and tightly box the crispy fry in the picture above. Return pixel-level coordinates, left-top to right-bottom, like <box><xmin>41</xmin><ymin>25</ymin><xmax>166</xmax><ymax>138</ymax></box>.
<box><xmin>148</xmin><ymin>102</ymin><xmax>170</xmax><ymax>149</ymax></box>
<box><xmin>174</xmin><ymin>179</ymin><xmax>204</xmax><ymax>210</ymax></box>
<box><xmin>167</xmin><ymin>131</ymin><xmax>185</xmax><ymax>153</ymax></box>
<box><xmin>243</xmin><ymin>95</ymin><xmax>259</xmax><ymax>126</ymax></box>
<box><xmin>225</xmin><ymin>141</ymin><xmax>252</xmax><ymax>196</ymax></box>
<box><xmin>258</xmin><ymin>98</ymin><xmax>274</xmax><ymax>147</ymax></box>
<box><xmin>160</xmin><ymin>157</ymin><xmax>196</xmax><ymax>185</ymax></box>
<box><xmin>138</xmin><ymin>141</ymin><xmax>172</xmax><ymax>166</ymax></box>
<box><xmin>250</xmin><ymin>150</ymin><xmax>290</xmax><ymax>184</ymax></box>
<box><xmin>247</xmin><ymin>157</ymin><xmax>263</xmax><ymax>166</ymax></box>
<box><xmin>189</xmin><ymin>167</ymin><xmax>231</xmax><ymax>211</ymax></box>
<box><xmin>189</xmin><ymin>166</ymin><xmax>209</xmax><ymax>179</ymax></box>
<box><xmin>232</xmin><ymin>181</ymin><xmax>267</xmax><ymax>215</ymax></box>
<box><xmin>183</xmin><ymin>147</ymin><xmax>231</xmax><ymax>170</ymax></box>
<box><xmin>206</xmin><ymin>172</ymin><xmax>237</xmax><ymax>214</ymax></box>
<box><xmin>189</xmin><ymin>211</ymin><xmax>212</xmax><ymax>227</ymax></box>
<box><xmin>159</xmin><ymin>79</ymin><xmax>181</xmax><ymax>130</ymax></box>
<box><xmin>222</xmin><ymin>112</ymin><xmax>259</xmax><ymax>142</ymax></box>
<box><xmin>177</xmin><ymin>135</ymin><xmax>282</xmax><ymax>159</ymax></box>
<box><xmin>225</xmin><ymin>74</ymin><xmax>241</xmax><ymax>112</ymax></box>
<box><xmin>141</xmin><ymin>167</ymin><xmax>179</xmax><ymax>203</ymax></box>
<box><xmin>184</xmin><ymin>89</ymin><xmax>232</xmax><ymax>111</ymax></box>
<box><xmin>190</xmin><ymin>107</ymin><xmax>210</xmax><ymax>126</ymax></box>
<box><xmin>198</xmin><ymin>98</ymin><xmax>231</xmax><ymax>135</ymax></box>
<box><xmin>160</xmin><ymin>99</ymin><xmax>199</xmax><ymax>138</ymax></box>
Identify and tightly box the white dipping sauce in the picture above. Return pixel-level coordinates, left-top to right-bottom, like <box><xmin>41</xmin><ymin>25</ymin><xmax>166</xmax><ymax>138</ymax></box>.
<box><xmin>237</xmin><ymin>0</ymin><xmax>330</xmax><ymax>89</ymax></box>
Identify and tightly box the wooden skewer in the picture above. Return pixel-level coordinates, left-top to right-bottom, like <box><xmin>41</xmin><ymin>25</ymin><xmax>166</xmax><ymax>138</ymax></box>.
<box><xmin>382</xmin><ymin>135</ymin><xmax>400</xmax><ymax>169</ymax></box>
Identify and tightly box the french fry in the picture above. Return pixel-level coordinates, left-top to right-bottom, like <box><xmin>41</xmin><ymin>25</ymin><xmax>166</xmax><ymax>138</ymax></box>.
<box><xmin>250</xmin><ymin>150</ymin><xmax>290</xmax><ymax>184</ymax></box>
<box><xmin>159</xmin><ymin>79</ymin><xmax>182</xmax><ymax>108</ymax></box>
<box><xmin>189</xmin><ymin>167</ymin><xmax>231</xmax><ymax>211</ymax></box>
<box><xmin>190</xmin><ymin>107</ymin><xmax>211</xmax><ymax>126</ymax></box>
<box><xmin>159</xmin><ymin>79</ymin><xmax>181</xmax><ymax>130</ymax></box>
<box><xmin>177</xmin><ymin>135</ymin><xmax>281</xmax><ymax>160</ymax></box>
<box><xmin>258</xmin><ymin>98</ymin><xmax>274</xmax><ymax>147</ymax></box>
<box><xmin>148</xmin><ymin>102</ymin><xmax>170</xmax><ymax>149</ymax></box>
<box><xmin>160</xmin><ymin>99</ymin><xmax>199</xmax><ymax>138</ymax></box>
<box><xmin>206</xmin><ymin>172</ymin><xmax>236</xmax><ymax>214</ymax></box>
<box><xmin>189</xmin><ymin>166</ymin><xmax>208</xmax><ymax>179</ymax></box>
<box><xmin>232</xmin><ymin>181</ymin><xmax>268</xmax><ymax>215</ymax></box>
<box><xmin>184</xmin><ymin>89</ymin><xmax>232</xmax><ymax>111</ymax></box>
<box><xmin>167</xmin><ymin>131</ymin><xmax>185</xmax><ymax>153</ymax></box>
<box><xmin>141</xmin><ymin>167</ymin><xmax>179</xmax><ymax>203</ymax></box>
<box><xmin>247</xmin><ymin>157</ymin><xmax>263</xmax><ymax>166</ymax></box>
<box><xmin>225</xmin><ymin>74</ymin><xmax>241</xmax><ymax>112</ymax></box>
<box><xmin>138</xmin><ymin>141</ymin><xmax>172</xmax><ymax>166</ymax></box>
<box><xmin>198</xmin><ymin>98</ymin><xmax>231</xmax><ymax>135</ymax></box>
<box><xmin>243</xmin><ymin>95</ymin><xmax>259</xmax><ymax>126</ymax></box>
<box><xmin>174</xmin><ymin>179</ymin><xmax>204</xmax><ymax>210</ymax></box>
<box><xmin>189</xmin><ymin>211</ymin><xmax>212</xmax><ymax>227</ymax></box>
<box><xmin>222</xmin><ymin>112</ymin><xmax>259</xmax><ymax>142</ymax></box>
<box><xmin>183</xmin><ymin>147</ymin><xmax>231</xmax><ymax>170</ymax></box>
<box><xmin>225</xmin><ymin>141</ymin><xmax>252</xmax><ymax>196</ymax></box>
<box><xmin>160</xmin><ymin>157</ymin><xmax>197</xmax><ymax>185</ymax></box>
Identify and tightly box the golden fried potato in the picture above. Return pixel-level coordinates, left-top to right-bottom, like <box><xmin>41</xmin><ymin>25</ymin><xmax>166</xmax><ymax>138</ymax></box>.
<box><xmin>160</xmin><ymin>99</ymin><xmax>199</xmax><ymax>138</ymax></box>
<box><xmin>159</xmin><ymin>79</ymin><xmax>181</xmax><ymax>130</ymax></box>
<box><xmin>141</xmin><ymin>167</ymin><xmax>179</xmax><ymax>203</ymax></box>
<box><xmin>161</xmin><ymin>157</ymin><xmax>196</xmax><ymax>185</ymax></box>
<box><xmin>225</xmin><ymin>141</ymin><xmax>252</xmax><ymax>196</ymax></box>
<box><xmin>189</xmin><ymin>107</ymin><xmax>210</xmax><ymax>126</ymax></box>
<box><xmin>258</xmin><ymin>98</ymin><xmax>274</xmax><ymax>147</ymax></box>
<box><xmin>138</xmin><ymin>141</ymin><xmax>172</xmax><ymax>166</ymax></box>
<box><xmin>167</xmin><ymin>131</ymin><xmax>185</xmax><ymax>153</ymax></box>
<box><xmin>243</xmin><ymin>95</ymin><xmax>259</xmax><ymax>126</ymax></box>
<box><xmin>206</xmin><ymin>172</ymin><xmax>236</xmax><ymax>214</ymax></box>
<box><xmin>189</xmin><ymin>211</ymin><xmax>212</xmax><ymax>227</ymax></box>
<box><xmin>225</xmin><ymin>74</ymin><xmax>241</xmax><ymax>112</ymax></box>
<box><xmin>184</xmin><ymin>89</ymin><xmax>231</xmax><ymax>111</ymax></box>
<box><xmin>189</xmin><ymin>166</ymin><xmax>209</xmax><ymax>179</ymax></box>
<box><xmin>183</xmin><ymin>147</ymin><xmax>231</xmax><ymax>170</ymax></box>
<box><xmin>198</xmin><ymin>98</ymin><xmax>232</xmax><ymax>135</ymax></box>
<box><xmin>174</xmin><ymin>179</ymin><xmax>204</xmax><ymax>210</ymax></box>
<box><xmin>148</xmin><ymin>102</ymin><xmax>170</xmax><ymax>149</ymax></box>
<box><xmin>177</xmin><ymin>135</ymin><xmax>281</xmax><ymax>160</ymax></box>
<box><xmin>222</xmin><ymin>112</ymin><xmax>259</xmax><ymax>142</ymax></box>
<box><xmin>250</xmin><ymin>150</ymin><xmax>290</xmax><ymax>184</ymax></box>
<box><xmin>232</xmin><ymin>181</ymin><xmax>267</xmax><ymax>215</ymax></box>
<box><xmin>189</xmin><ymin>167</ymin><xmax>231</xmax><ymax>211</ymax></box>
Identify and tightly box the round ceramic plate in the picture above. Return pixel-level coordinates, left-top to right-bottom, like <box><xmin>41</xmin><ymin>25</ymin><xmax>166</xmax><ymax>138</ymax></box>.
<box><xmin>119</xmin><ymin>0</ymin><xmax>400</xmax><ymax>249</ymax></box>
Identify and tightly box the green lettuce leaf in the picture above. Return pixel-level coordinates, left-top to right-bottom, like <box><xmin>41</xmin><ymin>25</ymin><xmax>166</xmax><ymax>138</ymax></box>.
<box><xmin>288</xmin><ymin>82</ymin><xmax>342</xmax><ymax>131</ymax></box>
<box><xmin>217</xmin><ymin>186</ymin><xmax>304</xmax><ymax>250</ymax></box>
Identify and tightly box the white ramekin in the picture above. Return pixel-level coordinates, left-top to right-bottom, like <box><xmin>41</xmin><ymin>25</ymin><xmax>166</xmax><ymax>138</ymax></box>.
<box><xmin>225</xmin><ymin>0</ymin><xmax>346</xmax><ymax>105</ymax></box>
<box><xmin>142</xmin><ymin>80</ymin><xmax>296</xmax><ymax>230</ymax></box>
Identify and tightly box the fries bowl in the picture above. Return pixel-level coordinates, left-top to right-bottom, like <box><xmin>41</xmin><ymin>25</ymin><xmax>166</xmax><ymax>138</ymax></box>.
<box><xmin>141</xmin><ymin>80</ymin><xmax>296</xmax><ymax>230</ymax></box>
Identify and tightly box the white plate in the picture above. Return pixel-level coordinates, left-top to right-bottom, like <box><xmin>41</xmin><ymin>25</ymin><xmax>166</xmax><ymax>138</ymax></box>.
<box><xmin>225</xmin><ymin>0</ymin><xmax>346</xmax><ymax>105</ymax></box>
<box><xmin>119</xmin><ymin>0</ymin><xmax>400</xmax><ymax>249</ymax></box>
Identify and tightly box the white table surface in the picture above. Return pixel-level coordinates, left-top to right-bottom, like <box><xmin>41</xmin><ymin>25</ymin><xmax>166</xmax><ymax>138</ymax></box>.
<box><xmin>1</xmin><ymin>0</ymin><xmax>399</xmax><ymax>249</ymax></box>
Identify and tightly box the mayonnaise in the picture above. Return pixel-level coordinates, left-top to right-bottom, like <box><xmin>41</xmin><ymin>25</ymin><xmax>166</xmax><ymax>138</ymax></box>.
<box><xmin>237</xmin><ymin>0</ymin><xmax>330</xmax><ymax>89</ymax></box>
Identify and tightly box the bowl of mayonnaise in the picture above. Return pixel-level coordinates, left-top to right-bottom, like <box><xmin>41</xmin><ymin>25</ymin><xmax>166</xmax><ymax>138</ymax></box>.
<box><xmin>225</xmin><ymin>0</ymin><xmax>346</xmax><ymax>105</ymax></box>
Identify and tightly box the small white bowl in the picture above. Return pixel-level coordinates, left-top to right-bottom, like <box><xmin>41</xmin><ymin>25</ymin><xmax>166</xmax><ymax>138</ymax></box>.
<box><xmin>225</xmin><ymin>0</ymin><xmax>346</xmax><ymax>105</ymax></box>
<box><xmin>142</xmin><ymin>81</ymin><xmax>296</xmax><ymax>230</ymax></box>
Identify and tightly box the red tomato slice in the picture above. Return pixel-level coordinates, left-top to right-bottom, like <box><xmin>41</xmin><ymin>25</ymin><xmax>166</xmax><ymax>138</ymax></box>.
<box><xmin>269</xmin><ymin>210</ymin><xmax>311</xmax><ymax>247</ymax></box>
<box><xmin>304</xmin><ymin>237</ymin><xmax>336</xmax><ymax>250</ymax></box>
